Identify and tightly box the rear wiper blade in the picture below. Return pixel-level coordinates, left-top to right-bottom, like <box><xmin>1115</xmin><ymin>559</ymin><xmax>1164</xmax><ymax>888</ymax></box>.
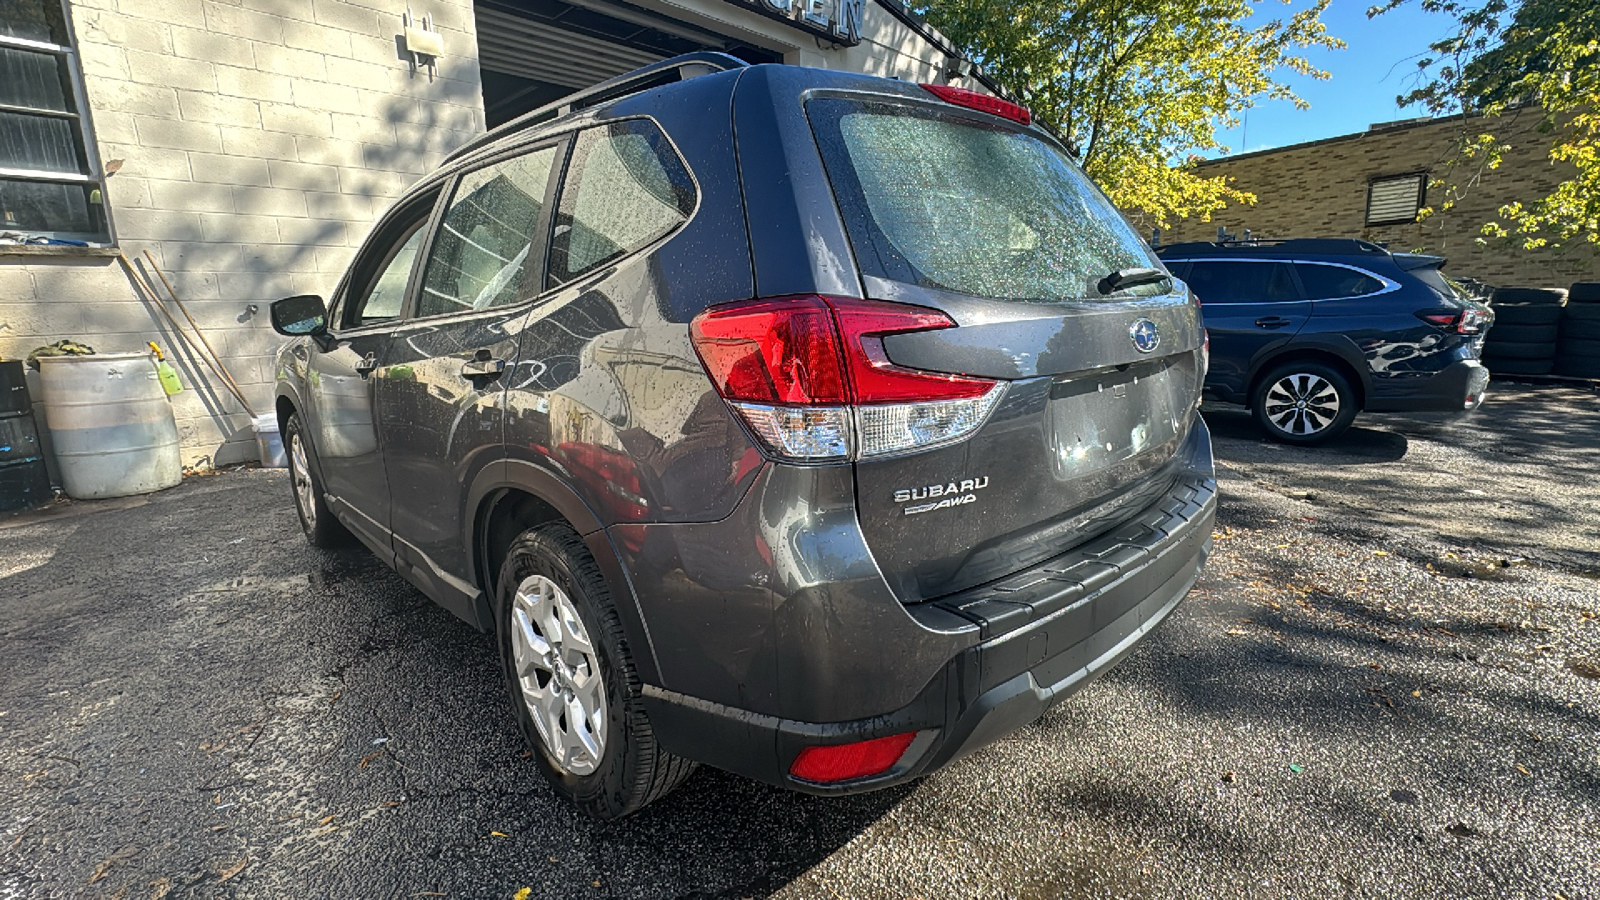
<box><xmin>1097</xmin><ymin>267</ymin><xmax>1167</xmax><ymax>296</ymax></box>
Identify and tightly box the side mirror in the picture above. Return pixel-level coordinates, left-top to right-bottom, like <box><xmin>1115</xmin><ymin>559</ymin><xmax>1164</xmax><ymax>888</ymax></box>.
<box><xmin>270</xmin><ymin>294</ymin><xmax>327</xmax><ymax>336</ymax></box>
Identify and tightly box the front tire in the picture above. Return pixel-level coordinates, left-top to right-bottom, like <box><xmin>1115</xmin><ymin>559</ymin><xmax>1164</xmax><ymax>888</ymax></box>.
<box><xmin>496</xmin><ymin>523</ymin><xmax>694</xmax><ymax>819</ymax></box>
<box><xmin>284</xmin><ymin>412</ymin><xmax>351</xmax><ymax>547</ymax></box>
<box><xmin>1251</xmin><ymin>361</ymin><xmax>1358</xmax><ymax>445</ymax></box>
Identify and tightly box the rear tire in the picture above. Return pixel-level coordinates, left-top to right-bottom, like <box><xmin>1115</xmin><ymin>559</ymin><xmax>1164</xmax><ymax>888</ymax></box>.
<box><xmin>284</xmin><ymin>412</ymin><xmax>351</xmax><ymax>548</ymax></box>
<box><xmin>1251</xmin><ymin>361</ymin><xmax>1358</xmax><ymax>445</ymax></box>
<box><xmin>496</xmin><ymin>523</ymin><xmax>694</xmax><ymax>819</ymax></box>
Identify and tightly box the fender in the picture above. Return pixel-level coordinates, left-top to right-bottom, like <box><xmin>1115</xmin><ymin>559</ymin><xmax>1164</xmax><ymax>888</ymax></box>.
<box><xmin>1248</xmin><ymin>334</ymin><xmax>1372</xmax><ymax>398</ymax></box>
<box><xmin>463</xmin><ymin>459</ymin><xmax>662</xmax><ymax>684</ymax></box>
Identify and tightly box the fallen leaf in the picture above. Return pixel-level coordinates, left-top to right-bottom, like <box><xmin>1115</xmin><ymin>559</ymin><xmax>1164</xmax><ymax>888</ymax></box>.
<box><xmin>592</xmin><ymin>881</ymin><xmax>602</xmax><ymax>888</ymax></box>
<box><xmin>514</xmin><ymin>890</ymin><xmax>532</xmax><ymax>900</ymax></box>
<box><xmin>1220</xmin><ymin>771</ymin><xmax>1236</xmax><ymax>784</ymax></box>
<box><xmin>1515</xmin><ymin>764</ymin><xmax>1531</xmax><ymax>775</ymax></box>
<box><xmin>1226</xmin><ymin>628</ymin><xmax>1248</xmax><ymax>636</ymax></box>
<box><xmin>87</xmin><ymin>846</ymin><xmax>139</xmax><ymax>884</ymax></box>
<box><xmin>1569</xmin><ymin>659</ymin><xmax>1600</xmax><ymax>679</ymax></box>
<box><xmin>490</xmin><ymin>831</ymin><xmax>508</xmax><ymax>838</ymax></box>
<box><xmin>360</xmin><ymin>751</ymin><xmax>384</xmax><ymax>769</ymax></box>
<box><xmin>217</xmin><ymin>856</ymin><xmax>248</xmax><ymax>883</ymax></box>
<box><xmin>1411</xmin><ymin>690</ymin><xmax>1422</xmax><ymax>698</ymax></box>
<box><xmin>318</xmin><ymin>814</ymin><xmax>336</xmax><ymax>826</ymax></box>
<box><xmin>1373</xmin><ymin>550</ymin><xmax>1389</xmax><ymax>557</ymax></box>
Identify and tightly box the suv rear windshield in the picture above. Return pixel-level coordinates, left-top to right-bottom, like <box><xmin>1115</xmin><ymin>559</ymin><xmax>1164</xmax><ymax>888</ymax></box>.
<box><xmin>808</xmin><ymin>97</ymin><xmax>1166</xmax><ymax>302</ymax></box>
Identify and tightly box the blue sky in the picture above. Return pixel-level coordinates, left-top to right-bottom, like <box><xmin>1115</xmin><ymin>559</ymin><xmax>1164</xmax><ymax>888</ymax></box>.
<box><xmin>1213</xmin><ymin>0</ymin><xmax>1464</xmax><ymax>156</ymax></box>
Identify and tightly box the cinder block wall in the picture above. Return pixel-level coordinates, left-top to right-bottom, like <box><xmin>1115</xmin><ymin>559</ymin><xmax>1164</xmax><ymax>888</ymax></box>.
<box><xmin>0</xmin><ymin>0</ymin><xmax>484</xmax><ymax>467</ymax></box>
<box><xmin>1160</xmin><ymin>113</ymin><xmax>1599</xmax><ymax>288</ymax></box>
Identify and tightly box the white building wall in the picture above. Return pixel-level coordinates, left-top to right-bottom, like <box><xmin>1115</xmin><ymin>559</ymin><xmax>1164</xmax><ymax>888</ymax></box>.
<box><xmin>0</xmin><ymin>0</ymin><xmax>484</xmax><ymax>467</ymax></box>
<box><xmin>0</xmin><ymin>0</ymin><xmax>957</xmax><ymax>470</ymax></box>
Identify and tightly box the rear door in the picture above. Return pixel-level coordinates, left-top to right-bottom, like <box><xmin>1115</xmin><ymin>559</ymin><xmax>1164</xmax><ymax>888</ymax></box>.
<box><xmin>1180</xmin><ymin>259</ymin><xmax>1306</xmax><ymax>397</ymax></box>
<box><xmin>802</xmin><ymin>92</ymin><xmax>1206</xmax><ymax>602</ymax></box>
<box><xmin>377</xmin><ymin>140</ymin><xmax>565</xmax><ymax>610</ymax></box>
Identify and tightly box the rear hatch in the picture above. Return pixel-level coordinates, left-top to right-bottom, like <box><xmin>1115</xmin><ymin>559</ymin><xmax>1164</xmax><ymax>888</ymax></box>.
<box><xmin>806</xmin><ymin>91</ymin><xmax>1204</xmax><ymax>602</ymax></box>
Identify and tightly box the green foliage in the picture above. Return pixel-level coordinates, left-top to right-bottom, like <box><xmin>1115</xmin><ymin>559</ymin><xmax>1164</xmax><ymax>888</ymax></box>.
<box><xmin>1373</xmin><ymin>0</ymin><xmax>1599</xmax><ymax>250</ymax></box>
<box><xmin>919</xmin><ymin>0</ymin><xmax>1344</xmax><ymax>227</ymax></box>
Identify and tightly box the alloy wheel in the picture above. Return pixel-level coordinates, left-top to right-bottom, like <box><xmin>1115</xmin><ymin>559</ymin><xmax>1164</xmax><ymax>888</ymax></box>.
<box><xmin>1263</xmin><ymin>372</ymin><xmax>1342</xmax><ymax>437</ymax></box>
<box><xmin>510</xmin><ymin>574</ymin><xmax>607</xmax><ymax>775</ymax></box>
<box><xmin>289</xmin><ymin>433</ymin><xmax>316</xmax><ymax>530</ymax></box>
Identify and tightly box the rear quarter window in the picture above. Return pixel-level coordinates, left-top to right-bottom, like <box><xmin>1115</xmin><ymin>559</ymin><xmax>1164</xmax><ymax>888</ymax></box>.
<box><xmin>1294</xmin><ymin>263</ymin><xmax>1386</xmax><ymax>300</ymax></box>
<box><xmin>548</xmin><ymin>119</ymin><xmax>696</xmax><ymax>287</ymax></box>
<box><xmin>809</xmin><ymin>97</ymin><xmax>1166</xmax><ymax>302</ymax></box>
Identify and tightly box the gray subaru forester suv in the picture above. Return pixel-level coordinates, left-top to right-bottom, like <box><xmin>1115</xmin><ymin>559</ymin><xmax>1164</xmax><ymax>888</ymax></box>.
<box><xmin>270</xmin><ymin>53</ymin><xmax>1217</xmax><ymax>818</ymax></box>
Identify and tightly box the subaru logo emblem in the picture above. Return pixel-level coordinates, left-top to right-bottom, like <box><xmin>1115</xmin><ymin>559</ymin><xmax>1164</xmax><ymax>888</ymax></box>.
<box><xmin>1130</xmin><ymin>318</ymin><xmax>1160</xmax><ymax>354</ymax></box>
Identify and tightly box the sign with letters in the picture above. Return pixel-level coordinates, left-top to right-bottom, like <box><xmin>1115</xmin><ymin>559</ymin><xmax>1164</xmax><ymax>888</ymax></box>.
<box><xmin>725</xmin><ymin>0</ymin><xmax>866</xmax><ymax>45</ymax></box>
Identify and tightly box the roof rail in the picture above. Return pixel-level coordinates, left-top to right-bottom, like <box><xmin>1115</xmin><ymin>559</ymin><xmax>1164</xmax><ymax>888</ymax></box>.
<box><xmin>444</xmin><ymin>51</ymin><xmax>750</xmax><ymax>165</ymax></box>
<box><xmin>1158</xmin><ymin>238</ymin><xmax>1391</xmax><ymax>256</ymax></box>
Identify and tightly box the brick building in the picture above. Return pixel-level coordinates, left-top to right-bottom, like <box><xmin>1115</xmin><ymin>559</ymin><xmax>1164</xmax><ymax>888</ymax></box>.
<box><xmin>1</xmin><ymin>0</ymin><xmax>981</xmax><ymax>466</ymax></box>
<box><xmin>1158</xmin><ymin>112</ymin><xmax>1599</xmax><ymax>289</ymax></box>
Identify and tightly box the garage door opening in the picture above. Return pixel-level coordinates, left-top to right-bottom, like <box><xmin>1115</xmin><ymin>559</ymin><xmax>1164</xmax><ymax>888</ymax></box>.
<box><xmin>475</xmin><ymin>0</ymin><xmax>780</xmax><ymax>128</ymax></box>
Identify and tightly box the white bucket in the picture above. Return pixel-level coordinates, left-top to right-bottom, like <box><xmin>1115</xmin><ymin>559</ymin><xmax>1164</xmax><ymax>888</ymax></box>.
<box><xmin>37</xmin><ymin>352</ymin><xmax>183</xmax><ymax>499</ymax></box>
<box><xmin>253</xmin><ymin>413</ymin><xmax>285</xmax><ymax>468</ymax></box>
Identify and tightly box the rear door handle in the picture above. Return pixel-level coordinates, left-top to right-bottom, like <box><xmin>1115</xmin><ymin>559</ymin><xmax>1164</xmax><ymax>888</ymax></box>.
<box><xmin>1255</xmin><ymin>316</ymin><xmax>1293</xmax><ymax>329</ymax></box>
<box><xmin>461</xmin><ymin>357</ymin><xmax>507</xmax><ymax>380</ymax></box>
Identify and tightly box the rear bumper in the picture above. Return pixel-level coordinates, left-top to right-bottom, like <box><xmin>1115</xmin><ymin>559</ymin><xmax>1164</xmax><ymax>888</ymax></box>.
<box><xmin>1366</xmin><ymin>358</ymin><xmax>1490</xmax><ymax>415</ymax></box>
<box><xmin>639</xmin><ymin>454</ymin><xmax>1217</xmax><ymax>794</ymax></box>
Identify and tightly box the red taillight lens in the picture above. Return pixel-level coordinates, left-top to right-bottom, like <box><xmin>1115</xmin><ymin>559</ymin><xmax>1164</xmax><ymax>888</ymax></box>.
<box><xmin>689</xmin><ymin>296</ymin><xmax>1004</xmax><ymax>461</ymax></box>
<box><xmin>690</xmin><ymin>296</ymin><xmax>847</xmax><ymax>404</ymax></box>
<box><xmin>1418</xmin><ymin>309</ymin><xmax>1487</xmax><ymax>334</ymax></box>
<box><xmin>831</xmin><ymin>299</ymin><xmax>996</xmax><ymax>402</ymax></box>
<box><xmin>919</xmin><ymin>84</ymin><xmax>1031</xmax><ymax>126</ymax></box>
<box><xmin>789</xmin><ymin>732</ymin><xmax>919</xmax><ymax>783</ymax></box>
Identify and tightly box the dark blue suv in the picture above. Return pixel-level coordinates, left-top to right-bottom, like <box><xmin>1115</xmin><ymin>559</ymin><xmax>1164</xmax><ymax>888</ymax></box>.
<box><xmin>1158</xmin><ymin>239</ymin><xmax>1492</xmax><ymax>444</ymax></box>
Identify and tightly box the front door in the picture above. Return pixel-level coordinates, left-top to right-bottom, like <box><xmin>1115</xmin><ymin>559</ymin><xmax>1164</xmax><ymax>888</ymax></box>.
<box><xmin>377</xmin><ymin>141</ymin><xmax>564</xmax><ymax>614</ymax></box>
<box><xmin>307</xmin><ymin>194</ymin><xmax>436</xmax><ymax>554</ymax></box>
<box><xmin>1180</xmin><ymin>259</ymin><xmax>1307</xmax><ymax>398</ymax></box>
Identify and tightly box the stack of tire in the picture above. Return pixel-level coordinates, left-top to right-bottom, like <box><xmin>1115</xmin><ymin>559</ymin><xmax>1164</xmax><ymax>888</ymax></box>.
<box><xmin>1555</xmin><ymin>282</ymin><xmax>1600</xmax><ymax>380</ymax></box>
<box><xmin>1484</xmin><ymin>287</ymin><xmax>1566</xmax><ymax>376</ymax></box>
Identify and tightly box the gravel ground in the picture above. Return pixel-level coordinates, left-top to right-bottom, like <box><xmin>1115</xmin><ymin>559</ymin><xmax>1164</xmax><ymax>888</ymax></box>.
<box><xmin>1</xmin><ymin>381</ymin><xmax>1596</xmax><ymax>899</ymax></box>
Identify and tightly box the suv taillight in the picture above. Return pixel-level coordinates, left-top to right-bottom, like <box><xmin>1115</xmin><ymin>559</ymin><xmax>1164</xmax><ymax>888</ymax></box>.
<box><xmin>1418</xmin><ymin>309</ymin><xmax>1489</xmax><ymax>334</ymax></box>
<box><xmin>690</xmin><ymin>295</ymin><xmax>1004</xmax><ymax>462</ymax></box>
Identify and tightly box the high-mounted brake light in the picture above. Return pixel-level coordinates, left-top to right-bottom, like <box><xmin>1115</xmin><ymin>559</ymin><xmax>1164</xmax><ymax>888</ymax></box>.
<box><xmin>690</xmin><ymin>296</ymin><xmax>1004</xmax><ymax>462</ymax></box>
<box><xmin>919</xmin><ymin>84</ymin><xmax>1032</xmax><ymax>126</ymax></box>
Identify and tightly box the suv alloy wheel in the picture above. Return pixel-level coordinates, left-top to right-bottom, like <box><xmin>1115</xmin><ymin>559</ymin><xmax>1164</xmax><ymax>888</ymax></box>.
<box><xmin>1251</xmin><ymin>361</ymin><xmax>1358</xmax><ymax>444</ymax></box>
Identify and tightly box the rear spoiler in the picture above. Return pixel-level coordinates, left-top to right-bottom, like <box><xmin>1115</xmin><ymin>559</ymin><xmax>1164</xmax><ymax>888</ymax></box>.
<box><xmin>1393</xmin><ymin>252</ymin><xmax>1446</xmax><ymax>270</ymax></box>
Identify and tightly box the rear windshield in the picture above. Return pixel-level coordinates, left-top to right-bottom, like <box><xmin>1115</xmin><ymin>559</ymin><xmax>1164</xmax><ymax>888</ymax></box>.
<box><xmin>808</xmin><ymin>97</ymin><xmax>1166</xmax><ymax>302</ymax></box>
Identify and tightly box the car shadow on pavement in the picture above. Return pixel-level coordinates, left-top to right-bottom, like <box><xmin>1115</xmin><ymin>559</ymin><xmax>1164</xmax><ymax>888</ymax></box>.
<box><xmin>1204</xmin><ymin>406</ymin><xmax>1411</xmax><ymax>463</ymax></box>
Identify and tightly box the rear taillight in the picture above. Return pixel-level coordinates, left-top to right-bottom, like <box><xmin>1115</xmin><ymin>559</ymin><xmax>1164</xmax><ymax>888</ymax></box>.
<box><xmin>919</xmin><ymin>84</ymin><xmax>1031</xmax><ymax>126</ymax></box>
<box><xmin>789</xmin><ymin>732</ymin><xmax>919</xmax><ymax>783</ymax></box>
<box><xmin>690</xmin><ymin>296</ymin><xmax>1004</xmax><ymax>462</ymax></box>
<box><xmin>1418</xmin><ymin>309</ymin><xmax>1488</xmax><ymax>334</ymax></box>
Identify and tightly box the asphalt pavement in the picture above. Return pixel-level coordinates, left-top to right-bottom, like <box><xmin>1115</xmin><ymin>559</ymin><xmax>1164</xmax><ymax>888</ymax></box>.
<box><xmin>1</xmin><ymin>381</ymin><xmax>1596</xmax><ymax>899</ymax></box>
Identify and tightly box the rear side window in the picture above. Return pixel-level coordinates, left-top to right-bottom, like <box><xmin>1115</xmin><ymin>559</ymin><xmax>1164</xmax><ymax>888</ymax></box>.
<box><xmin>548</xmin><ymin>119</ymin><xmax>695</xmax><ymax>287</ymax></box>
<box><xmin>1295</xmin><ymin>263</ymin><xmax>1385</xmax><ymax>300</ymax></box>
<box><xmin>1184</xmin><ymin>261</ymin><xmax>1297</xmax><ymax>305</ymax></box>
<box><xmin>809</xmin><ymin>98</ymin><xmax>1166</xmax><ymax>302</ymax></box>
<box><xmin>418</xmin><ymin>144</ymin><xmax>561</xmax><ymax>318</ymax></box>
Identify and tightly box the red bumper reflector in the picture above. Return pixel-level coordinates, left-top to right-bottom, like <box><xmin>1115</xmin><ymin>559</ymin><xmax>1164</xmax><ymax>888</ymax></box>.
<box><xmin>789</xmin><ymin>732</ymin><xmax>919</xmax><ymax>783</ymax></box>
